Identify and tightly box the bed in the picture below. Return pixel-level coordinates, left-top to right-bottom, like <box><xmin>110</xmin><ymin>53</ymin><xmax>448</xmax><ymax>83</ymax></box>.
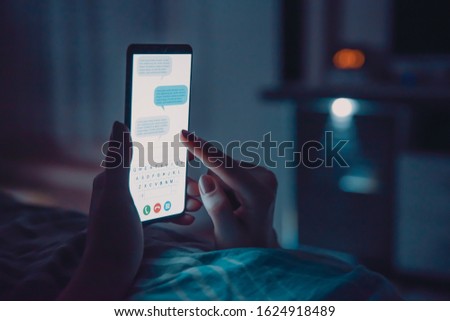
<box><xmin>0</xmin><ymin>192</ymin><xmax>400</xmax><ymax>300</ymax></box>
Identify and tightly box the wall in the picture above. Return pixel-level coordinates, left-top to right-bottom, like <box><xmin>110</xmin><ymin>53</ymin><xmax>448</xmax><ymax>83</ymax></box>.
<box><xmin>162</xmin><ymin>1</ymin><xmax>298</xmax><ymax>247</ymax></box>
<box><xmin>0</xmin><ymin>0</ymin><xmax>299</xmax><ymax>247</ymax></box>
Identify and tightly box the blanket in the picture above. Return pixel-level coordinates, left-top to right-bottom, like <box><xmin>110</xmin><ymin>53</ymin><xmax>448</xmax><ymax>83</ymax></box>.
<box><xmin>0</xmin><ymin>193</ymin><xmax>400</xmax><ymax>300</ymax></box>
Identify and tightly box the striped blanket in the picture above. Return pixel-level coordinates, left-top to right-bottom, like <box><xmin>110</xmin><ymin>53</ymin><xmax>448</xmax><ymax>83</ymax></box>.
<box><xmin>0</xmin><ymin>193</ymin><xmax>400</xmax><ymax>300</ymax></box>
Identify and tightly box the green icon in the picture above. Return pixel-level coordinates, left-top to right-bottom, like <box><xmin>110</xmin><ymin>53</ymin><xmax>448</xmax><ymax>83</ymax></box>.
<box><xmin>143</xmin><ymin>205</ymin><xmax>151</xmax><ymax>215</ymax></box>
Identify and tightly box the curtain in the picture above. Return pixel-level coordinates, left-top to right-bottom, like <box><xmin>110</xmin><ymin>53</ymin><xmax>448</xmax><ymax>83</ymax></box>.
<box><xmin>47</xmin><ymin>0</ymin><xmax>167</xmax><ymax>160</ymax></box>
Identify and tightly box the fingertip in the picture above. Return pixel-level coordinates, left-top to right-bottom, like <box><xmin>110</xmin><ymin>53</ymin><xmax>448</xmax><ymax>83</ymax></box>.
<box><xmin>171</xmin><ymin>213</ymin><xmax>195</xmax><ymax>225</ymax></box>
<box><xmin>112</xmin><ymin>121</ymin><xmax>124</xmax><ymax>141</ymax></box>
<box><xmin>199</xmin><ymin>174</ymin><xmax>216</xmax><ymax>195</ymax></box>
<box><xmin>187</xmin><ymin>178</ymin><xmax>200</xmax><ymax>197</ymax></box>
<box><xmin>181</xmin><ymin>129</ymin><xmax>189</xmax><ymax>140</ymax></box>
<box><xmin>186</xmin><ymin>197</ymin><xmax>203</xmax><ymax>211</ymax></box>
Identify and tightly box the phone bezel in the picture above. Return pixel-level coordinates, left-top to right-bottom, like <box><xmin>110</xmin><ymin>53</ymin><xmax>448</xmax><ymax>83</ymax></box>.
<box><xmin>125</xmin><ymin>44</ymin><xmax>193</xmax><ymax>224</ymax></box>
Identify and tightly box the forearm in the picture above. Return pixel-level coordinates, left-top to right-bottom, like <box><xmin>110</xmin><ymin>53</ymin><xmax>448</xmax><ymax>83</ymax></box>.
<box><xmin>58</xmin><ymin>248</ymin><xmax>140</xmax><ymax>300</ymax></box>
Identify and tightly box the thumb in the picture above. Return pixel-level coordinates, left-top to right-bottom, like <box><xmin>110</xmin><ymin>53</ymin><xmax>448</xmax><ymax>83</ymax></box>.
<box><xmin>199</xmin><ymin>175</ymin><xmax>240</xmax><ymax>248</ymax></box>
<box><xmin>89</xmin><ymin>172</ymin><xmax>106</xmax><ymax>215</ymax></box>
<box><xmin>105</xmin><ymin>121</ymin><xmax>132</xmax><ymax>188</ymax></box>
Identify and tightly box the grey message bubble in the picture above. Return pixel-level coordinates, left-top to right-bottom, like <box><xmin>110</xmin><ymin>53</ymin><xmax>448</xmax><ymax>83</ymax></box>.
<box><xmin>137</xmin><ymin>56</ymin><xmax>172</xmax><ymax>77</ymax></box>
<box><xmin>135</xmin><ymin>116</ymin><xmax>170</xmax><ymax>137</ymax></box>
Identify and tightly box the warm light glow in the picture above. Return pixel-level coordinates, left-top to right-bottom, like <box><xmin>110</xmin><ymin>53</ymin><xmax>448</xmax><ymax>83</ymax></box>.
<box><xmin>333</xmin><ymin>49</ymin><xmax>365</xmax><ymax>69</ymax></box>
<box><xmin>331</xmin><ymin>98</ymin><xmax>355</xmax><ymax>118</ymax></box>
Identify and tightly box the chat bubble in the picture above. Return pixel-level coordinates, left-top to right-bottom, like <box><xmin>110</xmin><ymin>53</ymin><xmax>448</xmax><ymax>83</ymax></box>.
<box><xmin>135</xmin><ymin>116</ymin><xmax>170</xmax><ymax>137</ymax></box>
<box><xmin>138</xmin><ymin>56</ymin><xmax>172</xmax><ymax>76</ymax></box>
<box><xmin>154</xmin><ymin>85</ymin><xmax>188</xmax><ymax>108</ymax></box>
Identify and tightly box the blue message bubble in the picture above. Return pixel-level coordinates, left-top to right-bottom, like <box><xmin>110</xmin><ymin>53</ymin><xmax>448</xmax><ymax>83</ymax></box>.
<box><xmin>154</xmin><ymin>85</ymin><xmax>188</xmax><ymax>108</ymax></box>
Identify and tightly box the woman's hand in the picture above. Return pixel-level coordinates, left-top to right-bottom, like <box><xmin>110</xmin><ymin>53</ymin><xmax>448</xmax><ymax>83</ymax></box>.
<box><xmin>181</xmin><ymin>130</ymin><xmax>279</xmax><ymax>250</ymax></box>
<box><xmin>59</xmin><ymin>122</ymin><xmax>201</xmax><ymax>300</ymax></box>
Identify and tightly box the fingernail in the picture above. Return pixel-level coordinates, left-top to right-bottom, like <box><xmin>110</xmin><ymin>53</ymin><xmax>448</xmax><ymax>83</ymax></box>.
<box><xmin>199</xmin><ymin>175</ymin><xmax>215</xmax><ymax>194</ymax></box>
<box><xmin>112</xmin><ymin>121</ymin><xmax>122</xmax><ymax>141</ymax></box>
<box><xmin>181</xmin><ymin>129</ymin><xmax>195</xmax><ymax>142</ymax></box>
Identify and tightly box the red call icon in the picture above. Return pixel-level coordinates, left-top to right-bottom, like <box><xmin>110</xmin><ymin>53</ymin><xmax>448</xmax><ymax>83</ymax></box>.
<box><xmin>154</xmin><ymin>203</ymin><xmax>161</xmax><ymax>213</ymax></box>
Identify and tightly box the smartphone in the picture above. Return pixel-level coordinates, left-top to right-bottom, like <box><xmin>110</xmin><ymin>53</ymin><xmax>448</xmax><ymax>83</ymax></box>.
<box><xmin>125</xmin><ymin>44</ymin><xmax>192</xmax><ymax>223</ymax></box>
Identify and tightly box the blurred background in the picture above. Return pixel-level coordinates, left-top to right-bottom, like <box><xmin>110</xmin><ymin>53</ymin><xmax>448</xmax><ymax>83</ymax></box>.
<box><xmin>0</xmin><ymin>0</ymin><xmax>449</xmax><ymax>299</ymax></box>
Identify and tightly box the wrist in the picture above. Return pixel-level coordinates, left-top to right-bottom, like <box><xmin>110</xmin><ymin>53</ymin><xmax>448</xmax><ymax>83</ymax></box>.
<box><xmin>58</xmin><ymin>244</ymin><xmax>142</xmax><ymax>300</ymax></box>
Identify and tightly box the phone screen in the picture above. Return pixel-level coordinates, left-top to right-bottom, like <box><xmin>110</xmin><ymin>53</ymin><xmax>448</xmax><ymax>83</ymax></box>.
<box><xmin>126</xmin><ymin>45</ymin><xmax>192</xmax><ymax>223</ymax></box>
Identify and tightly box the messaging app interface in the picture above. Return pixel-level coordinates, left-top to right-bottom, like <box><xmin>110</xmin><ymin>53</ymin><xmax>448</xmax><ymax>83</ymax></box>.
<box><xmin>130</xmin><ymin>53</ymin><xmax>191</xmax><ymax>221</ymax></box>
